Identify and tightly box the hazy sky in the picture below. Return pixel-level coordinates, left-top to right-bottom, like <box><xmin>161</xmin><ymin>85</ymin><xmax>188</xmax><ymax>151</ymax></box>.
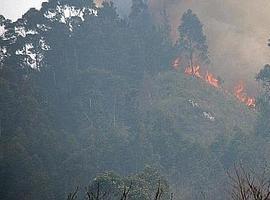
<box><xmin>0</xmin><ymin>0</ymin><xmax>46</xmax><ymax>21</ymax></box>
<box><xmin>0</xmin><ymin>0</ymin><xmax>129</xmax><ymax>20</ymax></box>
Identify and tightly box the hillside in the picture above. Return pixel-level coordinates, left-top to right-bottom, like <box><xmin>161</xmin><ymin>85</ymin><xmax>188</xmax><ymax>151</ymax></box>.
<box><xmin>129</xmin><ymin>70</ymin><xmax>259</xmax><ymax>199</ymax></box>
<box><xmin>1</xmin><ymin>1</ymin><xmax>268</xmax><ymax>200</ymax></box>
<box><xmin>146</xmin><ymin>70</ymin><xmax>257</xmax><ymax>146</ymax></box>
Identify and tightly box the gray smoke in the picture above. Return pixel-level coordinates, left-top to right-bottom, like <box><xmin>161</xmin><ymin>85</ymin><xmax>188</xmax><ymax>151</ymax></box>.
<box><xmin>5</xmin><ymin>0</ymin><xmax>268</xmax><ymax>93</ymax></box>
<box><xmin>150</xmin><ymin>0</ymin><xmax>270</xmax><ymax>93</ymax></box>
<box><xmin>102</xmin><ymin>0</ymin><xmax>270</xmax><ymax>93</ymax></box>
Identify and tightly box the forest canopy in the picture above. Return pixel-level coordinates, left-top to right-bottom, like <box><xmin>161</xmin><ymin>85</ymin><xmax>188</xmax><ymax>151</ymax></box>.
<box><xmin>1</xmin><ymin>1</ymin><xmax>270</xmax><ymax>200</ymax></box>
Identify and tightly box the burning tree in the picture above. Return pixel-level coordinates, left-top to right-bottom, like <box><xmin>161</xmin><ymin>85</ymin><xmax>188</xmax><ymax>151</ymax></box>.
<box><xmin>177</xmin><ymin>9</ymin><xmax>209</xmax><ymax>73</ymax></box>
<box><xmin>234</xmin><ymin>82</ymin><xmax>256</xmax><ymax>108</ymax></box>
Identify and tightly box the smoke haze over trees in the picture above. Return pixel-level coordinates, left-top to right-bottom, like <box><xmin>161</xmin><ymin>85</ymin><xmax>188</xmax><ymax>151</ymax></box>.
<box><xmin>3</xmin><ymin>0</ymin><xmax>270</xmax><ymax>90</ymax></box>
<box><xmin>1</xmin><ymin>0</ymin><xmax>270</xmax><ymax>200</ymax></box>
<box><xmin>149</xmin><ymin>0</ymin><xmax>270</xmax><ymax>93</ymax></box>
<box><xmin>96</xmin><ymin>0</ymin><xmax>270</xmax><ymax>93</ymax></box>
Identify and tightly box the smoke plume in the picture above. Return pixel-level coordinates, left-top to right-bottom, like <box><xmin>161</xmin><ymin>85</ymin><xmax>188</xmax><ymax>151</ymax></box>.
<box><xmin>97</xmin><ymin>0</ymin><xmax>270</xmax><ymax>93</ymax></box>
<box><xmin>150</xmin><ymin>0</ymin><xmax>270</xmax><ymax>93</ymax></box>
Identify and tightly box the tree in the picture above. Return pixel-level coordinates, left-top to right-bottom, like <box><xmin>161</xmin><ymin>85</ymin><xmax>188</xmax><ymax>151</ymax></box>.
<box><xmin>256</xmin><ymin>64</ymin><xmax>270</xmax><ymax>136</ymax></box>
<box><xmin>129</xmin><ymin>0</ymin><xmax>148</xmax><ymax>20</ymax></box>
<box><xmin>67</xmin><ymin>167</ymin><xmax>170</xmax><ymax>200</ymax></box>
<box><xmin>257</xmin><ymin>64</ymin><xmax>270</xmax><ymax>93</ymax></box>
<box><xmin>228</xmin><ymin>164</ymin><xmax>270</xmax><ymax>200</ymax></box>
<box><xmin>177</xmin><ymin>9</ymin><xmax>209</xmax><ymax>72</ymax></box>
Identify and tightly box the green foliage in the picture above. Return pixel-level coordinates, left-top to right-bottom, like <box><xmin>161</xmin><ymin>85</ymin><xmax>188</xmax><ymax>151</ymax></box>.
<box><xmin>0</xmin><ymin>0</ymin><xmax>174</xmax><ymax>199</ymax></box>
<box><xmin>177</xmin><ymin>9</ymin><xmax>209</xmax><ymax>66</ymax></box>
<box><xmin>256</xmin><ymin>64</ymin><xmax>270</xmax><ymax>136</ymax></box>
<box><xmin>257</xmin><ymin>64</ymin><xmax>270</xmax><ymax>91</ymax></box>
<box><xmin>129</xmin><ymin>0</ymin><xmax>148</xmax><ymax>20</ymax></box>
<box><xmin>0</xmin><ymin>1</ymin><xmax>264</xmax><ymax>200</ymax></box>
<box><xmin>86</xmin><ymin>166</ymin><xmax>170</xmax><ymax>200</ymax></box>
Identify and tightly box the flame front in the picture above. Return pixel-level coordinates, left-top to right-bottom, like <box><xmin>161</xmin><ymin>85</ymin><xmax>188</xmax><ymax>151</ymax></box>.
<box><xmin>172</xmin><ymin>59</ymin><xmax>256</xmax><ymax>108</ymax></box>
<box><xmin>234</xmin><ymin>82</ymin><xmax>246</xmax><ymax>102</ymax></box>
<box><xmin>234</xmin><ymin>82</ymin><xmax>256</xmax><ymax>108</ymax></box>
<box><xmin>246</xmin><ymin>97</ymin><xmax>256</xmax><ymax>107</ymax></box>
<box><xmin>183</xmin><ymin>65</ymin><xmax>219</xmax><ymax>87</ymax></box>
<box><xmin>205</xmin><ymin>71</ymin><xmax>219</xmax><ymax>88</ymax></box>
<box><xmin>184</xmin><ymin>65</ymin><xmax>202</xmax><ymax>78</ymax></box>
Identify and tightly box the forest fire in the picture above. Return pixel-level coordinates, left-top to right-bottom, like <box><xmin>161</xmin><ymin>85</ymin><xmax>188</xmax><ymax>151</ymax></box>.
<box><xmin>184</xmin><ymin>65</ymin><xmax>202</xmax><ymax>78</ymax></box>
<box><xmin>234</xmin><ymin>82</ymin><xmax>256</xmax><ymax>108</ymax></box>
<box><xmin>183</xmin><ymin>64</ymin><xmax>220</xmax><ymax>88</ymax></box>
<box><xmin>172</xmin><ymin>57</ymin><xmax>256</xmax><ymax>108</ymax></box>
<box><xmin>205</xmin><ymin>71</ymin><xmax>219</xmax><ymax>88</ymax></box>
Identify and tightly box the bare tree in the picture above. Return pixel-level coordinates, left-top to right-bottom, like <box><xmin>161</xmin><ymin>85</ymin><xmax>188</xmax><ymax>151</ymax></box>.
<box><xmin>170</xmin><ymin>193</ymin><xmax>174</xmax><ymax>200</ymax></box>
<box><xmin>86</xmin><ymin>183</ymin><xmax>107</xmax><ymax>200</ymax></box>
<box><xmin>154</xmin><ymin>180</ymin><xmax>163</xmax><ymax>200</ymax></box>
<box><xmin>67</xmin><ymin>181</ymin><xmax>167</xmax><ymax>200</ymax></box>
<box><xmin>67</xmin><ymin>187</ymin><xmax>79</xmax><ymax>200</ymax></box>
<box><xmin>120</xmin><ymin>182</ymin><xmax>132</xmax><ymax>200</ymax></box>
<box><xmin>228</xmin><ymin>164</ymin><xmax>270</xmax><ymax>200</ymax></box>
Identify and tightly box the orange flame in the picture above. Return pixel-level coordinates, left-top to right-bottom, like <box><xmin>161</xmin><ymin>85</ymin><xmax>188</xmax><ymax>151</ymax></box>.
<box><xmin>181</xmin><ymin>64</ymin><xmax>255</xmax><ymax>108</ymax></box>
<box><xmin>234</xmin><ymin>82</ymin><xmax>246</xmax><ymax>102</ymax></box>
<box><xmin>205</xmin><ymin>71</ymin><xmax>219</xmax><ymax>88</ymax></box>
<box><xmin>234</xmin><ymin>82</ymin><xmax>256</xmax><ymax>108</ymax></box>
<box><xmin>184</xmin><ymin>65</ymin><xmax>202</xmax><ymax>78</ymax></box>
<box><xmin>193</xmin><ymin>65</ymin><xmax>202</xmax><ymax>78</ymax></box>
<box><xmin>184</xmin><ymin>66</ymin><xmax>193</xmax><ymax>75</ymax></box>
<box><xmin>246</xmin><ymin>97</ymin><xmax>256</xmax><ymax>107</ymax></box>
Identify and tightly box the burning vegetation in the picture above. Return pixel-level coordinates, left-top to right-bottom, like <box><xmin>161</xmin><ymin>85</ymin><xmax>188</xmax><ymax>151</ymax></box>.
<box><xmin>234</xmin><ymin>82</ymin><xmax>256</xmax><ymax>108</ymax></box>
<box><xmin>172</xmin><ymin>57</ymin><xmax>256</xmax><ymax>108</ymax></box>
<box><xmin>168</xmin><ymin>8</ymin><xmax>257</xmax><ymax>109</ymax></box>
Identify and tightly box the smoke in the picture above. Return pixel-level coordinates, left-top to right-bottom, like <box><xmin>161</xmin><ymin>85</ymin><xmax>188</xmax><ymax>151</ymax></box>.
<box><xmin>149</xmin><ymin>0</ymin><xmax>270</xmax><ymax>94</ymax></box>
<box><xmin>96</xmin><ymin>0</ymin><xmax>270</xmax><ymax>93</ymax></box>
<box><xmin>3</xmin><ymin>0</ymin><xmax>268</xmax><ymax>92</ymax></box>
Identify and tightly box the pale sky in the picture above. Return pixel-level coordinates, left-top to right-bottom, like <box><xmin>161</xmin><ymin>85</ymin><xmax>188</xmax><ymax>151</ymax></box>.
<box><xmin>0</xmin><ymin>0</ymin><xmax>129</xmax><ymax>20</ymax></box>
<box><xmin>0</xmin><ymin>0</ymin><xmax>46</xmax><ymax>21</ymax></box>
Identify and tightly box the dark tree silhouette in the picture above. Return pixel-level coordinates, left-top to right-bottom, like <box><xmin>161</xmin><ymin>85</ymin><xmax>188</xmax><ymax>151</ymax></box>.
<box><xmin>177</xmin><ymin>9</ymin><xmax>209</xmax><ymax>72</ymax></box>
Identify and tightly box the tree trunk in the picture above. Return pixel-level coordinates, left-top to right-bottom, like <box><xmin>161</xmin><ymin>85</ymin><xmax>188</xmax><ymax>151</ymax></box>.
<box><xmin>189</xmin><ymin>39</ymin><xmax>194</xmax><ymax>75</ymax></box>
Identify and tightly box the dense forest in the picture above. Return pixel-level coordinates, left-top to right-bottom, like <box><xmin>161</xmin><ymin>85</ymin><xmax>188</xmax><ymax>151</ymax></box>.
<box><xmin>1</xmin><ymin>0</ymin><xmax>270</xmax><ymax>199</ymax></box>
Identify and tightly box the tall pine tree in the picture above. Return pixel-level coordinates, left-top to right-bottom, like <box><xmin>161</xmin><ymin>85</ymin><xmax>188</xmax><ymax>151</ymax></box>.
<box><xmin>177</xmin><ymin>9</ymin><xmax>209</xmax><ymax>70</ymax></box>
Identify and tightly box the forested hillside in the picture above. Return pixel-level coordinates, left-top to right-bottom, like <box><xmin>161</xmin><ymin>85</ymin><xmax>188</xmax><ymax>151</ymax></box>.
<box><xmin>1</xmin><ymin>1</ymin><xmax>270</xmax><ymax>200</ymax></box>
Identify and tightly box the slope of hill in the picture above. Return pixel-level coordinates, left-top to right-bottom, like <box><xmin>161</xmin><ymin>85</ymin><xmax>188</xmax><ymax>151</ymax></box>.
<box><xmin>0</xmin><ymin>1</ymin><xmax>262</xmax><ymax>199</ymax></box>
<box><xmin>126</xmin><ymin>70</ymin><xmax>258</xmax><ymax>199</ymax></box>
<box><xmin>144</xmin><ymin>70</ymin><xmax>257</xmax><ymax>146</ymax></box>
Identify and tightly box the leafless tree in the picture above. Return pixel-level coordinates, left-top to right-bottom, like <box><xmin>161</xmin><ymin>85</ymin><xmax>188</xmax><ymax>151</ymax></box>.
<box><xmin>67</xmin><ymin>187</ymin><xmax>79</xmax><ymax>200</ymax></box>
<box><xmin>170</xmin><ymin>193</ymin><xmax>174</xmax><ymax>200</ymax></box>
<box><xmin>228</xmin><ymin>164</ymin><xmax>270</xmax><ymax>200</ymax></box>
<box><xmin>120</xmin><ymin>182</ymin><xmax>132</xmax><ymax>200</ymax></box>
<box><xmin>154</xmin><ymin>180</ymin><xmax>163</xmax><ymax>200</ymax></box>
<box><xmin>67</xmin><ymin>181</ymin><xmax>167</xmax><ymax>200</ymax></box>
<box><xmin>86</xmin><ymin>182</ymin><xmax>107</xmax><ymax>200</ymax></box>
